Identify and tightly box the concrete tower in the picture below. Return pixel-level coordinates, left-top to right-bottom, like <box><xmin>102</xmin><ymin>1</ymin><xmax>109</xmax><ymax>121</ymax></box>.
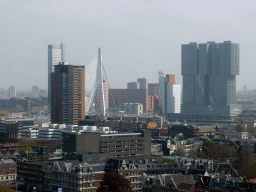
<box><xmin>181</xmin><ymin>41</ymin><xmax>240</xmax><ymax>119</ymax></box>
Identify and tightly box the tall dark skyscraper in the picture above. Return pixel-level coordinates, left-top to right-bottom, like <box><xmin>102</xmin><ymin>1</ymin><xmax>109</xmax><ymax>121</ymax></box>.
<box><xmin>181</xmin><ymin>41</ymin><xmax>241</xmax><ymax>119</ymax></box>
<box><xmin>51</xmin><ymin>62</ymin><xmax>85</xmax><ymax>125</ymax></box>
<box><xmin>48</xmin><ymin>43</ymin><xmax>66</xmax><ymax>103</ymax></box>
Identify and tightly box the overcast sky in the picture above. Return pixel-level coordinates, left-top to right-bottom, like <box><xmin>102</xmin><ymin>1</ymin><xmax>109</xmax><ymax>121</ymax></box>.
<box><xmin>1</xmin><ymin>0</ymin><xmax>256</xmax><ymax>91</ymax></box>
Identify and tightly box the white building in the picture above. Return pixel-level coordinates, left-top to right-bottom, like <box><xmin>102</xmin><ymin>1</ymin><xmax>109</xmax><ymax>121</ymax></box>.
<box><xmin>166</xmin><ymin>84</ymin><xmax>181</xmax><ymax>113</ymax></box>
<box><xmin>8</xmin><ymin>85</ymin><xmax>16</xmax><ymax>98</ymax></box>
<box><xmin>48</xmin><ymin>43</ymin><xmax>65</xmax><ymax>103</ymax></box>
<box><xmin>224</xmin><ymin>131</ymin><xmax>249</xmax><ymax>140</ymax></box>
<box><xmin>38</xmin><ymin>124</ymin><xmax>65</xmax><ymax>148</ymax></box>
<box><xmin>21</xmin><ymin>127</ymin><xmax>38</xmax><ymax>139</ymax></box>
<box><xmin>119</xmin><ymin>103</ymin><xmax>143</xmax><ymax>115</ymax></box>
<box><xmin>158</xmin><ymin>72</ymin><xmax>181</xmax><ymax>114</ymax></box>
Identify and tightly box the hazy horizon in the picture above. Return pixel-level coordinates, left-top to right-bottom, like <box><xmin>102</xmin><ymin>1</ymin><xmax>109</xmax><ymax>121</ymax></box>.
<box><xmin>1</xmin><ymin>0</ymin><xmax>256</xmax><ymax>90</ymax></box>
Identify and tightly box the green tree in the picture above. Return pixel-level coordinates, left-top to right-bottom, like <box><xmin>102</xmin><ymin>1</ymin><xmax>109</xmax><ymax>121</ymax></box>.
<box><xmin>236</xmin><ymin>123</ymin><xmax>246</xmax><ymax>132</ymax></box>
<box><xmin>162</xmin><ymin>159</ymin><xmax>173</xmax><ymax>164</ymax></box>
<box><xmin>170</xmin><ymin>152</ymin><xmax>177</xmax><ymax>157</ymax></box>
<box><xmin>13</xmin><ymin>104</ymin><xmax>24</xmax><ymax>112</ymax></box>
<box><xmin>202</xmin><ymin>140</ymin><xmax>213</xmax><ymax>158</ymax></box>
<box><xmin>19</xmin><ymin>139</ymin><xmax>36</xmax><ymax>152</ymax></box>
<box><xmin>247</xmin><ymin>126</ymin><xmax>256</xmax><ymax>136</ymax></box>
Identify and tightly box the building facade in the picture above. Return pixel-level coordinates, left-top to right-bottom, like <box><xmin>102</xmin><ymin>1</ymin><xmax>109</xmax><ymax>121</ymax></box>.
<box><xmin>44</xmin><ymin>161</ymin><xmax>104</xmax><ymax>192</ymax></box>
<box><xmin>8</xmin><ymin>85</ymin><xmax>16</xmax><ymax>98</ymax></box>
<box><xmin>127</xmin><ymin>82</ymin><xmax>140</xmax><ymax>89</ymax></box>
<box><xmin>109</xmin><ymin>89</ymin><xmax>149</xmax><ymax>113</ymax></box>
<box><xmin>118</xmin><ymin>103</ymin><xmax>143</xmax><ymax>115</ymax></box>
<box><xmin>148</xmin><ymin>83</ymin><xmax>160</xmax><ymax>96</ymax></box>
<box><xmin>181</xmin><ymin>41</ymin><xmax>241</xmax><ymax>119</ymax></box>
<box><xmin>62</xmin><ymin>130</ymin><xmax>151</xmax><ymax>158</ymax></box>
<box><xmin>51</xmin><ymin>62</ymin><xmax>85</xmax><ymax>125</ymax></box>
<box><xmin>137</xmin><ymin>78</ymin><xmax>148</xmax><ymax>89</ymax></box>
<box><xmin>48</xmin><ymin>43</ymin><xmax>65</xmax><ymax>103</ymax></box>
<box><xmin>159</xmin><ymin>73</ymin><xmax>181</xmax><ymax>114</ymax></box>
<box><xmin>0</xmin><ymin>159</ymin><xmax>17</xmax><ymax>185</ymax></box>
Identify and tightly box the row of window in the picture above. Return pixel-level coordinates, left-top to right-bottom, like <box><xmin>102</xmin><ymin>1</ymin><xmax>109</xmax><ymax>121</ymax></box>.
<box><xmin>101</xmin><ymin>144</ymin><xmax>142</xmax><ymax>148</ymax></box>
<box><xmin>0</xmin><ymin>175</ymin><xmax>16</xmax><ymax>181</ymax></box>
<box><xmin>101</xmin><ymin>139</ymin><xmax>143</xmax><ymax>144</ymax></box>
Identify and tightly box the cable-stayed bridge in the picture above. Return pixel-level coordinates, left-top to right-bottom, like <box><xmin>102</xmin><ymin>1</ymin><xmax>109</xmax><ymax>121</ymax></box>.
<box><xmin>34</xmin><ymin>48</ymin><xmax>107</xmax><ymax>122</ymax></box>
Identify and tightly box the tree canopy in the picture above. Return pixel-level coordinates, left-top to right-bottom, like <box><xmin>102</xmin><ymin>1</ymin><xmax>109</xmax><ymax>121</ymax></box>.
<box><xmin>236</xmin><ymin>123</ymin><xmax>246</xmax><ymax>132</ymax></box>
<box><xmin>13</xmin><ymin>104</ymin><xmax>24</xmax><ymax>112</ymax></box>
<box><xmin>98</xmin><ymin>170</ymin><xmax>132</xmax><ymax>192</ymax></box>
<box><xmin>247</xmin><ymin>126</ymin><xmax>256</xmax><ymax>136</ymax></box>
<box><xmin>0</xmin><ymin>110</ymin><xmax>8</xmax><ymax>116</ymax></box>
<box><xmin>19</xmin><ymin>139</ymin><xmax>36</xmax><ymax>152</ymax></box>
<box><xmin>236</xmin><ymin>142</ymin><xmax>256</xmax><ymax>180</ymax></box>
<box><xmin>197</xmin><ymin>140</ymin><xmax>213</xmax><ymax>158</ymax></box>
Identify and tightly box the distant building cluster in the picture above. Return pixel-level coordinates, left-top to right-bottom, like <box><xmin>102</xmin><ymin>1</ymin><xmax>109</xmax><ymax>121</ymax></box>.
<box><xmin>3</xmin><ymin>40</ymin><xmax>256</xmax><ymax>192</ymax></box>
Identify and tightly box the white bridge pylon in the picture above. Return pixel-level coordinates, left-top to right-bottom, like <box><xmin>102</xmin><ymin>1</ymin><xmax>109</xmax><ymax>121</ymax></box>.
<box><xmin>84</xmin><ymin>48</ymin><xmax>106</xmax><ymax>116</ymax></box>
<box><xmin>35</xmin><ymin>48</ymin><xmax>106</xmax><ymax>122</ymax></box>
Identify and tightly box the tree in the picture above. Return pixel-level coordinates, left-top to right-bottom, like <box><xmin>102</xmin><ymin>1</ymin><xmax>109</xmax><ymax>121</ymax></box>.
<box><xmin>0</xmin><ymin>185</ymin><xmax>16</xmax><ymax>192</ymax></box>
<box><xmin>201</xmin><ymin>140</ymin><xmax>213</xmax><ymax>158</ymax></box>
<box><xmin>188</xmin><ymin>149</ymin><xmax>196</xmax><ymax>157</ymax></box>
<box><xmin>162</xmin><ymin>159</ymin><xmax>173</xmax><ymax>164</ymax></box>
<box><xmin>208</xmin><ymin>143</ymin><xmax>238</xmax><ymax>162</ymax></box>
<box><xmin>247</xmin><ymin>126</ymin><xmax>256</xmax><ymax>137</ymax></box>
<box><xmin>19</xmin><ymin>139</ymin><xmax>36</xmax><ymax>152</ymax></box>
<box><xmin>98</xmin><ymin>170</ymin><xmax>132</xmax><ymax>192</ymax></box>
<box><xmin>237</xmin><ymin>142</ymin><xmax>256</xmax><ymax>179</ymax></box>
<box><xmin>176</xmin><ymin>148</ymin><xmax>185</xmax><ymax>157</ymax></box>
<box><xmin>236</xmin><ymin>123</ymin><xmax>246</xmax><ymax>132</ymax></box>
<box><xmin>0</xmin><ymin>110</ymin><xmax>8</xmax><ymax>116</ymax></box>
<box><xmin>170</xmin><ymin>152</ymin><xmax>177</xmax><ymax>157</ymax></box>
<box><xmin>208</xmin><ymin>143</ymin><xmax>219</xmax><ymax>161</ymax></box>
<box><xmin>13</xmin><ymin>104</ymin><xmax>24</xmax><ymax>112</ymax></box>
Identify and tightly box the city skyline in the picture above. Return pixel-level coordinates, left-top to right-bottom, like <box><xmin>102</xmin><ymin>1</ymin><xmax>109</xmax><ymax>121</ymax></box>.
<box><xmin>1</xmin><ymin>1</ymin><xmax>256</xmax><ymax>91</ymax></box>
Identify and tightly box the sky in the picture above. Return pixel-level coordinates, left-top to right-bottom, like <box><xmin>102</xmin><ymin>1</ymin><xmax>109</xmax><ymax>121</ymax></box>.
<box><xmin>1</xmin><ymin>0</ymin><xmax>256</xmax><ymax>91</ymax></box>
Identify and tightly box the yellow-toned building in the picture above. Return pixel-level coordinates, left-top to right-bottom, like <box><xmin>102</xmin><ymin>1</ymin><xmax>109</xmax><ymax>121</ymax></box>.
<box><xmin>147</xmin><ymin>122</ymin><xmax>157</xmax><ymax>129</ymax></box>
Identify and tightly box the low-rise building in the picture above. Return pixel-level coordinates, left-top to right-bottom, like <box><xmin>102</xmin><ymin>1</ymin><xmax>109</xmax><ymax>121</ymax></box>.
<box><xmin>0</xmin><ymin>159</ymin><xmax>17</xmax><ymax>185</ymax></box>
<box><xmin>142</xmin><ymin>173</ymin><xmax>195</xmax><ymax>192</ymax></box>
<box><xmin>224</xmin><ymin>131</ymin><xmax>248</xmax><ymax>140</ymax></box>
<box><xmin>44</xmin><ymin>161</ymin><xmax>104</xmax><ymax>192</ymax></box>
<box><xmin>62</xmin><ymin>130</ymin><xmax>152</xmax><ymax>158</ymax></box>
<box><xmin>119</xmin><ymin>103</ymin><xmax>143</xmax><ymax>115</ymax></box>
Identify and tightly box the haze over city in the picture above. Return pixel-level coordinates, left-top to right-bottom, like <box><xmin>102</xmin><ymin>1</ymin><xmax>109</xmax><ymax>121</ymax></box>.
<box><xmin>1</xmin><ymin>0</ymin><xmax>256</xmax><ymax>90</ymax></box>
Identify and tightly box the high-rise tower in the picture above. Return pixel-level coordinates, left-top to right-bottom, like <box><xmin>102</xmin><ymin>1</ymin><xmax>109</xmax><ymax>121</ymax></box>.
<box><xmin>48</xmin><ymin>43</ymin><xmax>65</xmax><ymax>103</ymax></box>
<box><xmin>181</xmin><ymin>41</ymin><xmax>240</xmax><ymax>119</ymax></box>
<box><xmin>158</xmin><ymin>73</ymin><xmax>180</xmax><ymax>115</ymax></box>
<box><xmin>137</xmin><ymin>78</ymin><xmax>148</xmax><ymax>89</ymax></box>
<box><xmin>8</xmin><ymin>85</ymin><xmax>16</xmax><ymax>98</ymax></box>
<box><xmin>51</xmin><ymin>62</ymin><xmax>85</xmax><ymax>125</ymax></box>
